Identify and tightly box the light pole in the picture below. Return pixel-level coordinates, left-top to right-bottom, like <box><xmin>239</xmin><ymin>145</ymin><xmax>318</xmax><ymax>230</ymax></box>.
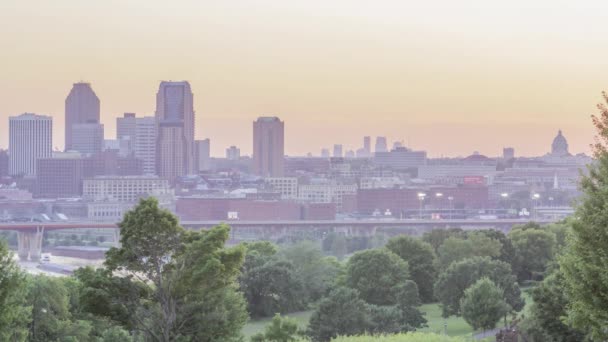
<box><xmin>448</xmin><ymin>196</ymin><xmax>454</xmax><ymax>219</ymax></box>
<box><xmin>532</xmin><ymin>193</ymin><xmax>540</xmax><ymax>220</ymax></box>
<box><xmin>500</xmin><ymin>193</ymin><xmax>509</xmax><ymax>217</ymax></box>
<box><xmin>417</xmin><ymin>192</ymin><xmax>426</xmax><ymax>219</ymax></box>
<box><xmin>435</xmin><ymin>192</ymin><xmax>443</xmax><ymax>219</ymax></box>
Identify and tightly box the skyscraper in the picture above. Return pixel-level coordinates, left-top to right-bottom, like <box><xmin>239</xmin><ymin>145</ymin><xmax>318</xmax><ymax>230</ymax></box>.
<box><xmin>155</xmin><ymin>81</ymin><xmax>195</xmax><ymax>180</ymax></box>
<box><xmin>375</xmin><ymin>136</ymin><xmax>388</xmax><ymax>153</ymax></box>
<box><xmin>253</xmin><ymin>117</ymin><xmax>284</xmax><ymax>177</ymax></box>
<box><xmin>65</xmin><ymin>83</ymin><xmax>100</xmax><ymax>151</ymax></box>
<box><xmin>226</xmin><ymin>146</ymin><xmax>240</xmax><ymax>160</ymax></box>
<box><xmin>333</xmin><ymin>144</ymin><xmax>343</xmax><ymax>158</ymax></box>
<box><xmin>363</xmin><ymin>136</ymin><xmax>371</xmax><ymax>154</ymax></box>
<box><xmin>9</xmin><ymin>113</ymin><xmax>52</xmax><ymax>176</ymax></box>
<box><xmin>117</xmin><ymin>113</ymin><xmax>157</xmax><ymax>175</ymax></box>
<box><xmin>195</xmin><ymin>139</ymin><xmax>211</xmax><ymax>171</ymax></box>
<box><xmin>72</xmin><ymin>123</ymin><xmax>104</xmax><ymax>154</ymax></box>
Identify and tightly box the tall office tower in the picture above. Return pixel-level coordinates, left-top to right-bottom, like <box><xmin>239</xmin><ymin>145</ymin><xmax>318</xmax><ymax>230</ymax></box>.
<box><xmin>503</xmin><ymin>147</ymin><xmax>515</xmax><ymax>160</ymax></box>
<box><xmin>226</xmin><ymin>145</ymin><xmax>240</xmax><ymax>160</ymax></box>
<box><xmin>333</xmin><ymin>144</ymin><xmax>343</xmax><ymax>158</ymax></box>
<box><xmin>9</xmin><ymin>113</ymin><xmax>52</xmax><ymax>176</ymax></box>
<box><xmin>375</xmin><ymin>136</ymin><xmax>388</xmax><ymax>153</ymax></box>
<box><xmin>363</xmin><ymin>136</ymin><xmax>371</xmax><ymax>154</ymax></box>
<box><xmin>72</xmin><ymin>123</ymin><xmax>104</xmax><ymax>155</ymax></box>
<box><xmin>117</xmin><ymin>113</ymin><xmax>156</xmax><ymax>174</ymax></box>
<box><xmin>117</xmin><ymin>113</ymin><xmax>137</xmax><ymax>140</ymax></box>
<box><xmin>321</xmin><ymin>148</ymin><xmax>330</xmax><ymax>158</ymax></box>
<box><xmin>155</xmin><ymin>81</ymin><xmax>195</xmax><ymax>179</ymax></box>
<box><xmin>65</xmin><ymin>82</ymin><xmax>100</xmax><ymax>151</ymax></box>
<box><xmin>157</xmin><ymin>122</ymin><xmax>187</xmax><ymax>181</ymax></box>
<box><xmin>0</xmin><ymin>150</ymin><xmax>8</xmax><ymax>177</ymax></box>
<box><xmin>135</xmin><ymin>117</ymin><xmax>157</xmax><ymax>175</ymax></box>
<box><xmin>253</xmin><ymin>117</ymin><xmax>285</xmax><ymax>177</ymax></box>
<box><xmin>195</xmin><ymin>139</ymin><xmax>211</xmax><ymax>171</ymax></box>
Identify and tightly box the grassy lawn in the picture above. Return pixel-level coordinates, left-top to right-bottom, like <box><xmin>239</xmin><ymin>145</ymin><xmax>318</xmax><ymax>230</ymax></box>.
<box><xmin>242</xmin><ymin>303</ymin><xmax>507</xmax><ymax>340</ymax></box>
<box><xmin>418</xmin><ymin>303</ymin><xmax>473</xmax><ymax>337</ymax></box>
<box><xmin>242</xmin><ymin>310</ymin><xmax>314</xmax><ymax>339</ymax></box>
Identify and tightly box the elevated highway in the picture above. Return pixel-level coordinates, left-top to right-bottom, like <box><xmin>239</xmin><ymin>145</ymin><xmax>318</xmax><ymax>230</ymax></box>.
<box><xmin>0</xmin><ymin>218</ymin><xmax>557</xmax><ymax>260</ymax></box>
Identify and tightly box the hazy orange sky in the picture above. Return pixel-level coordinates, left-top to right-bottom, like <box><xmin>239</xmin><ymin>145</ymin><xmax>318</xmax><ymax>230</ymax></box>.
<box><xmin>1</xmin><ymin>0</ymin><xmax>606</xmax><ymax>157</ymax></box>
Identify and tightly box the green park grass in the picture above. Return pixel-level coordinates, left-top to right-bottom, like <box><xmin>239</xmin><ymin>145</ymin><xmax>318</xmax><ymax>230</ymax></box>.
<box><xmin>242</xmin><ymin>303</ymin><xmax>478</xmax><ymax>340</ymax></box>
<box><xmin>242</xmin><ymin>310</ymin><xmax>314</xmax><ymax>339</ymax></box>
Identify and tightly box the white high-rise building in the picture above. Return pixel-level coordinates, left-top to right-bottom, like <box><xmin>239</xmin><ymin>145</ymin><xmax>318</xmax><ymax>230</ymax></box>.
<box><xmin>135</xmin><ymin>117</ymin><xmax>157</xmax><ymax>175</ymax></box>
<box><xmin>117</xmin><ymin>113</ymin><xmax>156</xmax><ymax>175</ymax></box>
<box><xmin>9</xmin><ymin>113</ymin><xmax>52</xmax><ymax>176</ymax></box>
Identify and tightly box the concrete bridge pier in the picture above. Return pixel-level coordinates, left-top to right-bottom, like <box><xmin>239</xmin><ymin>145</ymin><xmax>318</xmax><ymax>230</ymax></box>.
<box><xmin>17</xmin><ymin>227</ymin><xmax>44</xmax><ymax>261</ymax></box>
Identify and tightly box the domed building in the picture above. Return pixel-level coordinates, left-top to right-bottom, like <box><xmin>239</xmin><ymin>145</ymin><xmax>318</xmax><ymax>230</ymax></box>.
<box><xmin>551</xmin><ymin>130</ymin><xmax>569</xmax><ymax>157</ymax></box>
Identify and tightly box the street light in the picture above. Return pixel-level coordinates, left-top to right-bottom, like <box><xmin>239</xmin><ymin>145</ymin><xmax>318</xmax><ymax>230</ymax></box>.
<box><xmin>532</xmin><ymin>193</ymin><xmax>540</xmax><ymax>219</ymax></box>
<box><xmin>448</xmin><ymin>196</ymin><xmax>454</xmax><ymax>219</ymax></box>
<box><xmin>501</xmin><ymin>193</ymin><xmax>509</xmax><ymax>198</ymax></box>
<box><xmin>417</xmin><ymin>192</ymin><xmax>426</xmax><ymax>219</ymax></box>
<box><xmin>435</xmin><ymin>193</ymin><xmax>443</xmax><ymax>217</ymax></box>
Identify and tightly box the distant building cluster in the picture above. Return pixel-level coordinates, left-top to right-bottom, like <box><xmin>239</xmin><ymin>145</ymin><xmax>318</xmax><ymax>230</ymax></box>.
<box><xmin>0</xmin><ymin>81</ymin><xmax>591</xmax><ymax>224</ymax></box>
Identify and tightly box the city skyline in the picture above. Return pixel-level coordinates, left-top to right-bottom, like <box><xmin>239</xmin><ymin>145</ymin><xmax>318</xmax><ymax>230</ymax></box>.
<box><xmin>1</xmin><ymin>1</ymin><xmax>604</xmax><ymax>157</ymax></box>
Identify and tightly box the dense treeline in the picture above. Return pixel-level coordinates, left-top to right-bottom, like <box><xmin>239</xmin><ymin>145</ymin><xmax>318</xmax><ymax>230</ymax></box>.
<box><xmin>0</xmin><ymin>197</ymin><xmax>583</xmax><ymax>341</ymax></box>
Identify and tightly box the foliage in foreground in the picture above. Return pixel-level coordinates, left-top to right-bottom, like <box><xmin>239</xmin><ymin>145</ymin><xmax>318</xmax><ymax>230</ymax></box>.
<box><xmin>560</xmin><ymin>92</ymin><xmax>608</xmax><ymax>340</ymax></box>
<box><xmin>330</xmin><ymin>332</ymin><xmax>466</xmax><ymax>341</ymax></box>
<box><xmin>460</xmin><ymin>277</ymin><xmax>509</xmax><ymax>331</ymax></box>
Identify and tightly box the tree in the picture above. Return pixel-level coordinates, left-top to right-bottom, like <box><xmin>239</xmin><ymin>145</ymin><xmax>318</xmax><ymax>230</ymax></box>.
<box><xmin>437</xmin><ymin>235</ymin><xmax>501</xmax><ymax>270</ymax></box>
<box><xmin>280</xmin><ymin>241</ymin><xmax>343</xmax><ymax>302</ymax></box>
<box><xmin>250</xmin><ymin>314</ymin><xmax>300</xmax><ymax>342</ymax></box>
<box><xmin>520</xmin><ymin>270</ymin><xmax>585</xmax><ymax>342</ymax></box>
<box><xmin>460</xmin><ymin>278</ymin><xmax>509</xmax><ymax>331</ymax></box>
<box><xmin>100</xmin><ymin>326</ymin><xmax>133</xmax><ymax>342</ymax></box>
<box><xmin>27</xmin><ymin>275</ymin><xmax>94</xmax><ymax>341</ymax></box>
<box><xmin>87</xmin><ymin>198</ymin><xmax>248</xmax><ymax>341</ymax></box>
<box><xmin>307</xmin><ymin>287</ymin><xmax>371</xmax><ymax>342</ymax></box>
<box><xmin>345</xmin><ymin>249</ymin><xmax>409</xmax><ymax>306</ymax></box>
<box><xmin>386</xmin><ymin>235</ymin><xmax>437</xmax><ymax>302</ymax></box>
<box><xmin>422</xmin><ymin>228</ymin><xmax>464</xmax><ymax>253</ymax></box>
<box><xmin>434</xmin><ymin>256</ymin><xmax>523</xmax><ymax>317</ymax></box>
<box><xmin>240</xmin><ymin>258</ymin><xmax>306</xmax><ymax>318</ymax></box>
<box><xmin>560</xmin><ymin>93</ymin><xmax>608</xmax><ymax>339</ymax></box>
<box><xmin>0</xmin><ymin>240</ymin><xmax>30</xmax><ymax>341</ymax></box>
<box><xmin>509</xmin><ymin>227</ymin><xmax>556</xmax><ymax>282</ymax></box>
<box><xmin>470</xmin><ymin>230</ymin><xmax>515</xmax><ymax>266</ymax></box>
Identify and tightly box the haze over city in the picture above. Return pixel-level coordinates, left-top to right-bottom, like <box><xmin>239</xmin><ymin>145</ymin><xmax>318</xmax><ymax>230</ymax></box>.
<box><xmin>1</xmin><ymin>0</ymin><xmax>606</xmax><ymax>156</ymax></box>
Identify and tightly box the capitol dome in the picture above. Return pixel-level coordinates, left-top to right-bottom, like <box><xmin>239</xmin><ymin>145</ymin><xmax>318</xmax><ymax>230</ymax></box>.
<box><xmin>551</xmin><ymin>130</ymin><xmax>569</xmax><ymax>157</ymax></box>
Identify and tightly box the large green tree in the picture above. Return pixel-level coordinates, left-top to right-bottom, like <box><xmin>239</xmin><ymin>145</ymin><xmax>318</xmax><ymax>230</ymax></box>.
<box><xmin>85</xmin><ymin>198</ymin><xmax>248</xmax><ymax>342</ymax></box>
<box><xmin>0</xmin><ymin>240</ymin><xmax>30</xmax><ymax>341</ymax></box>
<box><xmin>307</xmin><ymin>287</ymin><xmax>371</xmax><ymax>342</ymax></box>
<box><xmin>27</xmin><ymin>275</ymin><xmax>93</xmax><ymax>342</ymax></box>
<box><xmin>434</xmin><ymin>256</ymin><xmax>523</xmax><ymax>317</ymax></box>
<box><xmin>436</xmin><ymin>234</ymin><xmax>501</xmax><ymax>270</ymax></box>
<box><xmin>421</xmin><ymin>228</ymin><xmax>465</xmax><ymax>253</ymax></box>
<box><xmin>386</xmin><ymin>235</ymin><xmax>437</xmax><ymax>302</ymax></box>
<box><xmin>460</xmin><ymin>278</ymin><xmax>509</xmax><ymax>331</ymax></box>
<box><xmin>509</xmin><ymin>227</ymin><xmax>556</xmax><ymax>282</ymax></box>
<box><xmin>345</xmin><ymin>249</ymin><xmax>410</xmax><ymax>306</ymax></box>
<box><xmin>520</xmin><ymin>270</ymin><xmax>585</xmax><ymax>342</ymax></box>
<box><xmin>561</xmin><ymin>92</ymin><xmax>608</xmax><ymax>340</ymax></box>
<box><xmin>240</xmin><ymin>258</ymin><xmax>306</xmax><ymax>318</ymax></box>
<box><xmin>251</xmin><ymin>314</ymin><xmax>301</xmax><ymax>342</ymax></box>
<box><xmin>280</xmin><ymin>241</ymin><xmax>343</xmax><ymax>302</ymax></box>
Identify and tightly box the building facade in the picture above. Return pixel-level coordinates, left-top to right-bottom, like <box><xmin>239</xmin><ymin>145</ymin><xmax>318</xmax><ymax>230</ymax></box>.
<box><xmin>71</xmin><ymin>123</ymin><xmax>104</xmax><ymax>155</ymax></box>
<box><xmin>253</xmin><ymin>117</ymin><xmax>284</xmax><ymax>177</ymax></box>
<box><xmin>65</xmin><ymin>83</ymin><xmax>100</xmax><ymax>151</ymax></box>
<box><xmin>155</xmin><ymin>81</ymin><xmax>195</xmax><ymax>179</ymax></box>
<box><xmin>9</xmin><ymin>113</ymin><xmax>53</xmax><ymax>176</ymax></box>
